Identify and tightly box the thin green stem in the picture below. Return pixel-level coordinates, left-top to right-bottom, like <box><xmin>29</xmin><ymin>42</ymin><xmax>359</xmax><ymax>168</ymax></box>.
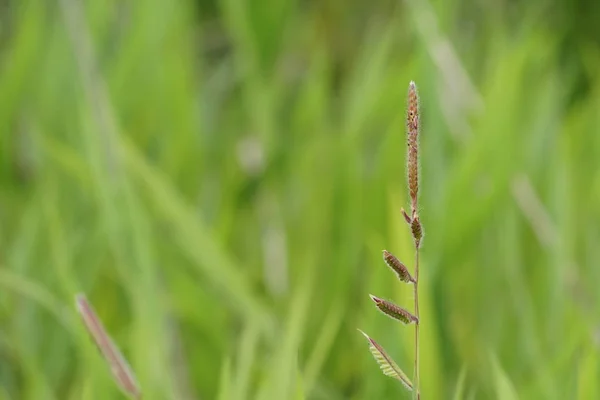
<box><xmin>413</xmin><ymin>245</ymin><xmax>420</xmax><ymax>400</ymax></box>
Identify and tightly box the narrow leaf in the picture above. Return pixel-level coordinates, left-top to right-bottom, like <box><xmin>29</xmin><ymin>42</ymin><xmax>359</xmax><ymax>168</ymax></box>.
<box><xmin>75</xmin><ymin>294</ymin><xmax>141</xmax><ymax>399</ymax></box>
<box><xmin>370</xmin><ymin>295</ymin><xmax>418</xmax><ymax>324</ymax></box>
<box><xmin>358</xmin><ymin>329</ymin><xmax>413</xmax><ymax>391</ymax></box>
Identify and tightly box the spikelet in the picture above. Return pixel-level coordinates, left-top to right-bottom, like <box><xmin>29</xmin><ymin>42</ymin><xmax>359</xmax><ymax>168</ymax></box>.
<box><xmin>358</xmin><ymin>329</ymin><xmax>413</xmax><ymax>391</ymax></box>
<box><xmin>407</xmin><ymin>81</ymin><xmax>420</xmax><ymax>218</ymax></box>
<box><xmin>400</xmin><ymin>207</ymin><xmax>412</xmax><ymax>224</ymax></box>
<box><xmin>382</xmin><ymin>250</ymin><xmax>415</xmax><ymax>284</ymax></box>
<box><xmin>370</xmin><ymin>295</ymin><xmax>418</xmax><ymax>325</ymax></box>
<box><xmin>411</xmin><ymin>216</ymin><xmax>423</xmax><ymax>248</ymax></box>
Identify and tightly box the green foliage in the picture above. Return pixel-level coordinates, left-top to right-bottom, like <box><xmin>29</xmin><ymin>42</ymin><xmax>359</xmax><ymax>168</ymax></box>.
<box><xmin>0</xmin><ymin>0</ymin><xmax>599</xmax><ymax>399</ymax></box>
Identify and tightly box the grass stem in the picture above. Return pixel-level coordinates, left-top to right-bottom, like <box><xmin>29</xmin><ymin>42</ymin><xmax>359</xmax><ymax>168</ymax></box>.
<box><xmin>413</xmin><ymin>248</ymin><xmax>420</xmax><ymax>400</ymax></box>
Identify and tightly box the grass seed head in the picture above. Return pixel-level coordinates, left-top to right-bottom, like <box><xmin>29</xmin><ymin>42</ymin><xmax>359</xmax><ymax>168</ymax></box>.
<box><xmin>407</xmin><ymin>81</ymin><xmax>420</xmax><ymax>217</ymax></box>
<box><xmin>411</xmin><ymin>216</ymin><xmax>423</xmax><ymax>248</ymax></box>
<box><xmin>382</xmin><ymin>250</ymin><xmax>415</xmax><ymax>283</ymax></box>
<box><xmin>369</xmin><ymin>295</ymin><xmax>418</xmax><ymax>325</ymax></box>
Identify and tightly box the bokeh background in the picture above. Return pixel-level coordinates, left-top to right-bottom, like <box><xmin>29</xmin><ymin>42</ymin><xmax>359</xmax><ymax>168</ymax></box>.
<box><xmin>1</xmin><ymin>0</ymin><xmax>599</xmax><ymax>399</ymax></box>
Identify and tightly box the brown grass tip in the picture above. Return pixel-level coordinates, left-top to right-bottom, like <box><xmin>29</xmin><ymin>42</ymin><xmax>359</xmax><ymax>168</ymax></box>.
<box><xmin>75</xmin><ymin>294</ymin><xmax>142</xmax><ymax>400</ymax></box>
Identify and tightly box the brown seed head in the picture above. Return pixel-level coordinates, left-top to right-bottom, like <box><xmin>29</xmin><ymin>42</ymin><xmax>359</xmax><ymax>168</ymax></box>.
<box><xmin>406</xmin><ymin>81</ymin><xmax>420</xmax><ymax>217</ymax></box>
<box><xmin>411</xmin><ymin>216</ymin><xmax>423</xmax><ymax>248</ymax></box>
<box><xmin>382</xmin><ymin>250</ymin><xmax>415</xmax><ymax>284</ymax></box>
<box><xmin>370</xmin><ymin>295</ymin><xmax>418</xmax><ymax>325</ymax></box>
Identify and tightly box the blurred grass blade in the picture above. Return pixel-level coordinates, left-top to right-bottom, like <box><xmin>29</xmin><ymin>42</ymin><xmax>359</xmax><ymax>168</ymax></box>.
<box><xmin>577</xmin><ymin>345</ymin><xmax>599</xmax><ymax>400</ymax></box>
<box><xmin>303</xmin><ymin>299</ymin><xmax>344</xmax><ymax>394</ymax></box>
<box><xmin>232</xmin><ymin>324</ymin><xmax>260</xmax><ymax>400</ymax></box>
<box><xmin>0</xmin><ymin>269</ymin><xmax>75</xmax><ymax>334</ymax></box>
<box><xmin>490</xmin><ymin>352</ymin><xmax>519</xmax><ymax>400</ymax></box>
<box><xmin>121</xmin><ymin>137</ymin><xmax>274</xmax><ymax>334</ymax></box>
<box><xmin>358</xmin><ymin>330</ymin><xmax>413</xmax><ymax>391</ymax></box>
<box><xmin>75</xmin><ymin>294</ymin><xmax>141</xmax><ymax>399</ymax></box>
<box><xmin>217</xmin><ymin>356</ymin><xmax>233</xmax><ymax>400</ymax></box>
<box><xmin>453</xmin><ymin>366</ymin><xmax>467</xmax><ymax>400</ymax></box>
<box><xmin>294</xmin><ymin>370</ymin><xmax>306</xmax><ymax>400</ymax></box>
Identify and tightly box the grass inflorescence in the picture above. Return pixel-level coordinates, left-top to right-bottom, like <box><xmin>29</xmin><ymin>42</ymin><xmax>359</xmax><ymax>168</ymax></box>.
<box><xmin>360</xmin><ymin>81</ymin><xmax>424</xmax><ymax>399</ymax></box>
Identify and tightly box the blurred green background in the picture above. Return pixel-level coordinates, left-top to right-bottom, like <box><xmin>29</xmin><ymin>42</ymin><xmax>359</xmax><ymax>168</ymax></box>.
<box><xmin>1</xmin><ymin>0</ymin><xmax>599</xmax><ymax>399</ymax></box>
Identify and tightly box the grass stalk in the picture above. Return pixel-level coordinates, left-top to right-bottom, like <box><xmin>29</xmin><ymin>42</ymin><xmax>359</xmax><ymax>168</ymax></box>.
<box><xmin>406</xmin><ymin>80</ymin><xmax>422</xmax><ymax>398</ymax></box>
<box><xmin>360</xmin><ymin>81</ymin><xmax>424</xmax><ymax>398</ymax></box>
<box><xmin>413</xmin><ymin>248</ymin><xmax>420</xmax><ymax>399</ymax></box>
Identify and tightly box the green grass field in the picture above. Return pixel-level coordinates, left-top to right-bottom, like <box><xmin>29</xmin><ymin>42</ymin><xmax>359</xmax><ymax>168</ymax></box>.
<box><xmin>1</xmin><ymin>0</ymin><xmax>599</xmax><ymax>399</ymax></box>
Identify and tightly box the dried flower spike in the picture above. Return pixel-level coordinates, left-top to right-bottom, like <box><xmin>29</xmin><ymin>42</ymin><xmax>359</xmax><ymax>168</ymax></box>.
<box><xmin>370</xmin><ymin>295</ymin><xmax>418</xmax><ymax>325</ymax></box>
<box><xmin>75</xmin><ymin>294</ymin><xmax>142</xmax><ymax>399</ymax></box>
<box><xmin>407</xmin><ymin>81</ymin><xmax>420</xmax><ymax>217</ymax></box>
<box><xmin>382</xmin><ymin>250</ymin><xmax>415</xmax><ymax>284</ymax></box>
